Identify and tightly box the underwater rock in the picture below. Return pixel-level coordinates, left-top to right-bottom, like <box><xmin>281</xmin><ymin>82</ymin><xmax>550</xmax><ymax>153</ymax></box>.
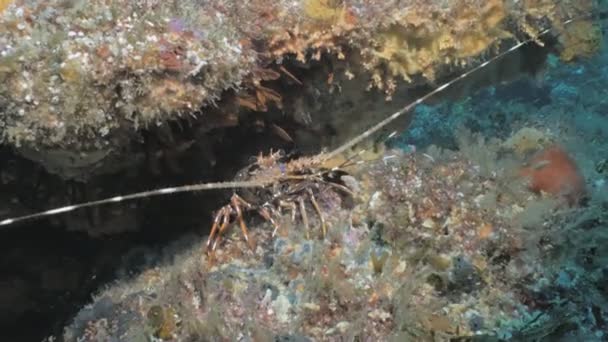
<box><xmin>60</xmin><ymin>139</ymin><xmax>605</xmax><ymax>340</ymax></box>
<box><xmin>0</xmin><ymin>0</ymin><xmax>600</xmax><ymax>178</ymax></box>
<box><xmin>448</xmin><ymin>255</ymin><xmax>483</xmax><ymax>294</ymax></box>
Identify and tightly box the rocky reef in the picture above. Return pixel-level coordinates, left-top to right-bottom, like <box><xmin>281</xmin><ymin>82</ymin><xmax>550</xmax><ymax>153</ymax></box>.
<box><xmin>61</xmin><ymin>129</ymin><xmax>608</xmax><ymax>340</ymax></box>
<box><xmin>0</xmin><ymin>1</ymin><xmax>606</xmax><ymax>341</ymax></box>
<box><xmin>0</xmin><ymin>0</ymin><xmax>600</xmax><ymax>179</ymax></box>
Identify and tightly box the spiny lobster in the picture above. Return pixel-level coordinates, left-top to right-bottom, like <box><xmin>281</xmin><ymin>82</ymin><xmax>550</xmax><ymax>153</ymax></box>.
<box><xmin>0</xmin><ymin>14</ymin><xmax>596</xmax><ymax>253</ymax></box>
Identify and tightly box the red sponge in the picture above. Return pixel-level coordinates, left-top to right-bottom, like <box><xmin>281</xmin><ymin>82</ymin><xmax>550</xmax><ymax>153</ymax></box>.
<box><xmin>519</xmin><ymin>145</ymin><xmax>586</xmax><ymax>205</ymax></box>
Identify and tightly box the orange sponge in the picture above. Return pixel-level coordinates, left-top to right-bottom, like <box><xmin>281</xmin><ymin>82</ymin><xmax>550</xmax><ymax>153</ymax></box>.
<box><xmin>519</xmin><ymin>145</ymin><xmax>586</xmax><ymax>205</ymax></box>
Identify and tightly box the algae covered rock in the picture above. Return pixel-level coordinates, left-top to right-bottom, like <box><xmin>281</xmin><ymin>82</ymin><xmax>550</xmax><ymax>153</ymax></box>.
<box><xmin>0</xmin><ymin>0</ymin><xmax>600</xmax><ymax>178</ymax></box>
<box><xmin>62</xmin><ymin>140</ymin><xmax>607</xmax><ymax>340</ymax></box>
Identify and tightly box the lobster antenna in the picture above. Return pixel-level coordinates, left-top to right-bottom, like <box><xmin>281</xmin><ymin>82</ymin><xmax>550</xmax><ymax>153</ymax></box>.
<box><xmin>0</xmin><ymin>180</ymin><xmax>267</xmax><ymax>226</ymax></box>
<box><xmin>0</xmin><ymin>13</ymin><xmax>598</xmax><ymax>228</ymax></box>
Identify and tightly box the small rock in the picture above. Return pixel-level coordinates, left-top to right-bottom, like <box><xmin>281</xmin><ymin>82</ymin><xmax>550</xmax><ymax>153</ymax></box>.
<box><xmin>272</xmin><ymin>295</ymin><xmax>292</xmax><ymax>324</ymax></box>
<box><xmin>368</xmin><ymin>309</ymin><xmax>392</xmax><ymax>322</ymax></box>
<box><xmin>335</xmin><ymin>321</ymin><xmax>351</xmax><ymax>334</ymax></box>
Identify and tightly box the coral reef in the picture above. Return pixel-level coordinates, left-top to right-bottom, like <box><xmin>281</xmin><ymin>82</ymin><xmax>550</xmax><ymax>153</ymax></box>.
<box><xmin>0</xmin><ymin>0</ymin><xmax>600</xmax><ymax>178</ymax></box>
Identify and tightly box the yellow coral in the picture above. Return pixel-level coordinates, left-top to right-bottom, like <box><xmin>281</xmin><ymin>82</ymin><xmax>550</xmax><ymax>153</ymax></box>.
<box><xmin>0</xmin><ymin>0</ymin><xmax>13</xmax><ymax>13</ymax></box>
<box><xmin>453</xmin><ymin>0</ymin><xmax>508</xmax><ymax>58</ymax></box>
<box><xmin>522</xmin><ymin>0</ymin><xmax>557</xmax><ymax>19</ymax></box>
<box><xmin>559</xmin><ymin>20</ymin><xmax>602</xmax><ymax>62</ymax></box>
<box><xmin>502</xmin><ymin>127</ymin><xmax>553</xmax><ymax>155</ymax></box>
<box><xmin>303</xmin><ymin>0</ymin><xmax>342</xmax><ymax>21</ymax></box>
<box><xmin>373</xmin><ymin>24</ymin><xmax>449</xmax><ymax>82</ymax></box>
<box><xmin>523</xmin><ymin>0</ymin><xmax>600</xmax><ymax>61</ymax></box>
<box><xmin>371</xmin><ymin>0</ymin><xmax>510</xmax><ymax>83</ymax></box>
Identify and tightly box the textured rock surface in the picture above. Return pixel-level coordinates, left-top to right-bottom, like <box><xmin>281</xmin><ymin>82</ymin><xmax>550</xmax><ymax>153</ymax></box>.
<box><xmin>61</xmin><ymin>134</ymin><xmax>607</xmax><ymax>340</ymax></box>
<box><xmin>0</xmin><ymin>2</ymin><xmax>605</xmax><ymax>341</ymax></box>
<box><xmin>0</xmin><ymin>0</ymin><xmax>600</xmax><ymax>178</ymax></box>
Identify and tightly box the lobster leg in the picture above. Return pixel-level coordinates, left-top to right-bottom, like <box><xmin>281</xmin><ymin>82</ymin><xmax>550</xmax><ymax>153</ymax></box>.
<box><xmin>207</xmin><ymin>206</ymin><xmax>229</xmax><ymax>250</ymax></box>
<box><xmin>231</xmin><ymin>194</ymin><xmax>255</xmax><ymax>250</ymax></box>
<box><xmin>307</xmin><ymin>189</ymin><xmax>327</xmax><ymax>237</ymax></box>
<box><xmin>209</xmin><ymin>207</ymin><xmax>231</xmax><ymax>252</ymax></box>
<box><xmin>258</xmin><ymin>205</ymin><xmax>281</xmax><ymax>238</ymax></box>
<box><xmin>297</xmin><ymin>197</ymin><xmax>310</xmax><ymax>239</ymax></box>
